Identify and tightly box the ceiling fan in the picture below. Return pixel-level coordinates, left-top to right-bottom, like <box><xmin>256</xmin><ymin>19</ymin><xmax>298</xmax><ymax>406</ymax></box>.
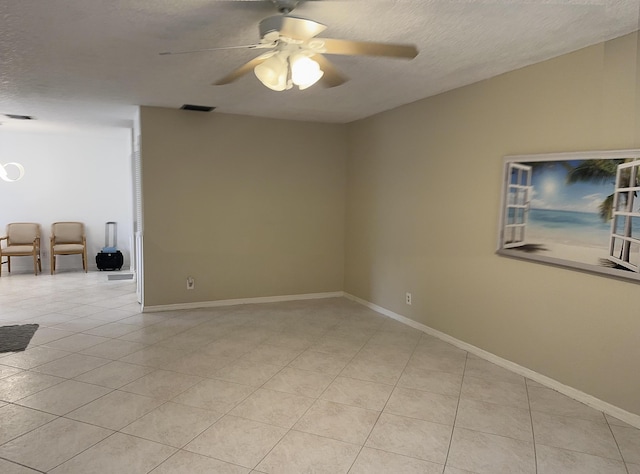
<box><xmin>160</xmin><ymin>0</ymin><xmax>419</xmax><ymax>91</ymax></box>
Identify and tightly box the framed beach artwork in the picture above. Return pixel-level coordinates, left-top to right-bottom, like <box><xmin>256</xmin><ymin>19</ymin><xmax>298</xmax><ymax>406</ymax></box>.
<box><xmin>497</xmin><ymin>149</ymin><xmax>640</xmax><ymax>282</ymax></box>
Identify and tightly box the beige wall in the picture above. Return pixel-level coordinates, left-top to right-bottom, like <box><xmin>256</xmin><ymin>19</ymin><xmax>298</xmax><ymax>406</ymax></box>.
<box><xmin>140</xmin><ymin>107</ymin><xmax>347</xmax><ymax>306</ymax></box>
<box><xmin>345</xmin><ymin>33</ymin><xmax>640</xmax><ymax>415</ymax></box>
<box><xmin>139</xmin><ymin>33</ymin><xmax>640</xmax><ymax>416</ymax></box>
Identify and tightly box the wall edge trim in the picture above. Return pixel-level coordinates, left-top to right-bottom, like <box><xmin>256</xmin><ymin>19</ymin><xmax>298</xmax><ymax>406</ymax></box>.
<box><xmin>143</xmin><ymin>291</ymin><xmax>345</xmax><ymax>312</ymax></box>
<box><xmin>344</xmin><ymin>292</ymin><xmax>640</xmax><ymax>429</ymax></box>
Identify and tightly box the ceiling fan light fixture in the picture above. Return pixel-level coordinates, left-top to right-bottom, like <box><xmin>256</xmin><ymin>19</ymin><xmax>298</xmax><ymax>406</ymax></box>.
<box><xmin>254</xmin><ymin>54</ymin><xmax>289</xmax><ymax>91</ymax></box>
<box><xmin>290</xmin><ymin>54</ymin><xmax>323</xmax><ymax>90</ymax></box>
<box><xmin>0</xmin><ymin>162</ymin><xmax>25</xmax><ymax>182</ymax></box>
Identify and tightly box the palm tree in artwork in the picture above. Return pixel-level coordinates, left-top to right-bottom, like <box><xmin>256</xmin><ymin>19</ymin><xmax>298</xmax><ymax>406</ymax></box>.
<box><xmin>566</xmin><ymin>158</ymin><xmax>639</xmax><ymax>265</ymax></box>
<box><xmin>565</xmin><ymin>159</ymin><xmax>636</xmax><ymax>221</ymax></box>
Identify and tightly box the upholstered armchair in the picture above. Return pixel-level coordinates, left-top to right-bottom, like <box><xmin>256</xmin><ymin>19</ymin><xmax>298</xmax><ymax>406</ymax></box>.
<box><xmin>0</xmin><ymin>223</ymin><xmax>42</xmax><ymax>276</ymax></box>
<box><xmin>50</xmin><ymin>222</ymin><xmax>88</xmax><ymax>274</ymax></box>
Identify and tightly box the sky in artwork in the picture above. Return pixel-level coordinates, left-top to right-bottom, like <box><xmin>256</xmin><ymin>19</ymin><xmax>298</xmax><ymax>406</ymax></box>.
<box><xmin>524</xmin><ymin>160</ymin><xmax>614</xmax><ymax>214</ymax></box>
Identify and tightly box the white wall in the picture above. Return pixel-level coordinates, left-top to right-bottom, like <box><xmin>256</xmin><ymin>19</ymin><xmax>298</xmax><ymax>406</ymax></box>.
<box><xmin>0</xmin><ymin>127</ymin><xmax>134</xmax><ymax>273</ymax></box>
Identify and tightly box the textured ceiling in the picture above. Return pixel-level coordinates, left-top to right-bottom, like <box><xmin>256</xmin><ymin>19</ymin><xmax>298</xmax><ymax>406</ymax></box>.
<box><xmin>0</xmin><ymin>0</ymin><xmax>638</xmax><ymax>131</ymax></box>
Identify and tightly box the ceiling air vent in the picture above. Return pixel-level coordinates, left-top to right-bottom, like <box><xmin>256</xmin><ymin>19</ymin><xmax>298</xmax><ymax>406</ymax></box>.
<box><xmin>4</xmin><ymin>114</ymin><xmax>34</xmax><ymax>120</ymax></box>
<box><xmin>180</xmin><ymin>104</ymin><xmax>215</xmax><ymax>112</ymax></box>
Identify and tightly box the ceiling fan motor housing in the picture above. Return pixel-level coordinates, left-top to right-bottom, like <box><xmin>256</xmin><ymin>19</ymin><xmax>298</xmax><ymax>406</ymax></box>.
<box><xmin>259</xmin><ymin>15</ymin><xmax>328</xmax><ymax>43</ymax></box>
<box><xmin>260</xmin><ymin>16</ymin><xmax>286</xmax><ymax>40</ymax></box>
<box><xmin>271</xmin><ymin>0</ymin><xmax>299</xmax><ymax>14</ymax></box>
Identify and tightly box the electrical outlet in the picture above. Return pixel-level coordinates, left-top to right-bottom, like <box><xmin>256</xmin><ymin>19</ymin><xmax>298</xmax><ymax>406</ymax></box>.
<box><xmin>406</xmin><ymin>292</ymin><xmax>412</xmax><ymax>305</ymax></box>
<box><xmin>186</xmin><ymin>277</ymin><xmax>195</xmax><ymax>290</ymax></box>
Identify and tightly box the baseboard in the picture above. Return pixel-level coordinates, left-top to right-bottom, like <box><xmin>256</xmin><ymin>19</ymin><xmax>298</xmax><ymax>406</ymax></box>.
<box><xmin>107</xmin><ymin>273</ymin><xmax>134</xmax><ymax>281</ymax></box>
<box><xmin>143</xmin><ymin>291</ymin><xmax>345</xmax><ymax>313</ymax></box>
<box><xmin>4</xmin><ymin>263</ymin><xmax>132</xmax><ymax>274</ymax></box>
<box><xmin>344</xmin><ymin>293</ymin><xmax>640</xmax><ymax>429</ymax></box>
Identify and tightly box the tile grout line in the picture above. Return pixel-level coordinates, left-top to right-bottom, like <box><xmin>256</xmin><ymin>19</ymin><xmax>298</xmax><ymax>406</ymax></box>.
<box><xmin>0</xmin><ymin>283</ymin><xmax>173</xmax><ymax>471</ymax></box>
<box><xmin>604</xmin><ymin>414</ymin><xmax>631</xmax><ymax>474</ymax></box>
<box><xmin>177</xmin><ymin>321</ymin><xmax>337</xmax><ymax>471</ymax></box>
<box><xmin>234</xmin><ymin>315</ymin><xmax>390</xmax><ymax>472</ymax></box>
<box><xmin>0</xmin><ymin>454</ymin><xmax>47</xmax><ymax>473</ymax></box>
<box><xmin>525</xmin><ymin>379</ymin><xmax>539</xmax><ymax>474</ymax></box>
<box><xmin>46</xmin><ymin>430</ymin><xmax>121</xmax><ymax>472</ymax></box>
<box><xmin>14</xmin><ymin>294</ymin><xmax>208</xmax><ymax>470</ymax></box>
<box><xmin>5</xmin><ymin>279</ymin><xmax>638</xmax><ymax>472</ymax></box>
<box><xmin>248</xmin><ymin>320</ymin><xmax>375</xmax><ymax>472</ymax></box>
<box><xmin>0</xmin><ymin>406</ymin><xmax>63</xmax><ymax>449</ymax></box>
<box><xmin>345</xmin><ymin>328</ymin><xmax>426</xmax><ymax>472</ymax></box>
<box><xmin>442</xmin><ymin>350</ymin><xmax>469</xmax><ymax>472</ymax></box>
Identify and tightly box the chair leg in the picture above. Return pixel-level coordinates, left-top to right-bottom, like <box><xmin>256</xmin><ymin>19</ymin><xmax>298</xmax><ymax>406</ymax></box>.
<box><xmin>7</xmin><ymin>256</ymin><xmax>11</xmax><ymax>273</ymax></box>
<box><xmin>33</xmin><ymin>253</ymin><xmax>38</xmax><ymax>276</ymax></box>
<box><xmin>50</xmin><ymin>252</ymin><xmax>55</xmax><ymax>275</ymax></box>
<box><xmin>38</xmin><ymin>254</ymin><xmax>42</xmax><ymax>273</ymax></box>
<box><xmin>83</xmin><ymin>249</ymin><xmax>87</xmax><ymax>273</ymax></box>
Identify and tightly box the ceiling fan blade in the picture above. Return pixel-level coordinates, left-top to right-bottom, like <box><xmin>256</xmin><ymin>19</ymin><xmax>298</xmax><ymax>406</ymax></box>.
<box><xmin>160</xmin><ymin>44</ymin><xmax>264</xmax><ymax>56</ymax></box>
<box><xmin>319</xmin><ymin>38</ymin><xmax>418</xmax><ymax>59</ymax></box>
<box><xmin>260</xmin><ymin>15</ymin><xmax>327</xmax><ymax>41</ymax></box>
<box><xmin>213</xmin><ymin>56</ymin><xmax>269</xmax><ymax>85</ymax></box>
<box><xmin>312</xmin><ymin>54</ymin><xmax>348</xmax><ymax>88</ymax></box>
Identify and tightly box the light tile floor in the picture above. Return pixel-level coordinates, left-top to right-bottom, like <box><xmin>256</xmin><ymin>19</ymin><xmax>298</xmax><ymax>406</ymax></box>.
<box><xmin>0</xmin><ymin>271</ymin><xmax>638</xmax><ymax>473</ymax></box>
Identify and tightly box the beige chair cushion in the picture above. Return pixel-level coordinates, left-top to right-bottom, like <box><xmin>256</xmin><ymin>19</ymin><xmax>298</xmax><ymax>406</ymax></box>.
<box><xmin>2</xmin><ymin>245</ymin><xmax>36</xmax><ymax>255</ymax></box>
<box><xmin>52</xmin><ymin>244</ymin><xmax>84</xmax><ymax>253</ymax></box>
<box><xmin>52</xmin><ymin>222</ymin><xmax>84</xmax><ymax>244</ymax></box>
<box><xmin>7</xmin><ymin>223</ymin><xmax>39</xmax><ymax>245</ymax></box>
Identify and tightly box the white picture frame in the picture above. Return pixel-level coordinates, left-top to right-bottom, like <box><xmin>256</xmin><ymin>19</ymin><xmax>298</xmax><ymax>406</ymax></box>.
<box><xmin>497</xmin><ymin>149</ymin><xmax>640</xmax><ymax>282</ymax></box>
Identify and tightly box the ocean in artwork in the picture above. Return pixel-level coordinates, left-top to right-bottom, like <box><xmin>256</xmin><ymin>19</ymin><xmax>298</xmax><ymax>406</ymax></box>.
<box><xmin>526</xmin><ymin>209</ymin><xmax>612</xmax><ymax>248</ymax></box>
<box><xmin>519</xmin><ymin>208</ymin><xmax>640</xmax><ymax>267</ymax></box>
